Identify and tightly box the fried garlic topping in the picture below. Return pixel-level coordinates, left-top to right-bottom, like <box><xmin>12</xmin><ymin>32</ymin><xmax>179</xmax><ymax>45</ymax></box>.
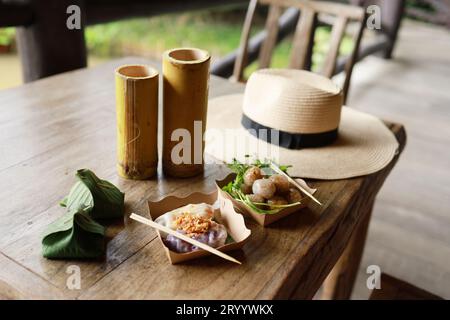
<box><xmin>173</xmin><ymin>213</ymin><xmax>212</xmax><ymax>237</ymax></box>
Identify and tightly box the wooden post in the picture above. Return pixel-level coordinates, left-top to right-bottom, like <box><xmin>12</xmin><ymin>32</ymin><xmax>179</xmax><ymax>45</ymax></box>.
<box><xmin>15</xmin><ymin>0</ymin><xmax>87</xmax><ymax>82</ymax></box>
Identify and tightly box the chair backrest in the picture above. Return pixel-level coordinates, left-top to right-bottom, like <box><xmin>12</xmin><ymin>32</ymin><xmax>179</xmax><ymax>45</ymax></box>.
<box><xmin>233</xmin><ymin>0</ymin><xmax>366</xmax><ymax>102</ymax></box>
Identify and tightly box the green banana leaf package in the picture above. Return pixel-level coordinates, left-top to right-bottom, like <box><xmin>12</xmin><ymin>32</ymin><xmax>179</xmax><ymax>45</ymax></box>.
<box><xmin>42</xmin><ymin>169</ymin><xmax>124</xmax><ymax>259</ymax></box>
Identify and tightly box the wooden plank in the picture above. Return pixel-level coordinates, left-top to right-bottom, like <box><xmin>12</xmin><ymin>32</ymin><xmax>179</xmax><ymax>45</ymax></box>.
<box><xmin>0</xmin><ymin>252</ymin><xmax>65</xmax><ymax>299</ymax></box>
<box><xmin>321</xmin><ymin>16</ymin><xmax>348</xmax><ymax>78</ymax></box>
<box><xmin>213</xmin><ymin>8</ymin><xmax>300</xmax><ymax>78</ymax></box>
<box><xmin>259</xmin><ymin>0</ymin><xmax>365</xmax><ymax>20</ymax></box>
<box><xmin>232</xmin><ymin>0</ymin><xmax>258</xmax><ymax>82</ymax></box>
<box><xmin>258</xmin><ymin>5</ymin><xmax>282</xmax><ymax>68</ymax></box>
<box><xmin>342</xmin><ymin>14</ymin><xmax>366</xmax><ymax>103</ymax></box>
<box><xmin>289</xmin><ymin>8</ymin><xmax>316</xmax><ymax>69</ymax></box>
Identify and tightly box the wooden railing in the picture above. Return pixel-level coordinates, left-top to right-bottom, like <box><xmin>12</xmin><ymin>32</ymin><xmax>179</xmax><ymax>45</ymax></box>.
<box><xmin>406</xmin><ymin>0</ymin><xmax>450</xmax><ymax>27</ymax></box>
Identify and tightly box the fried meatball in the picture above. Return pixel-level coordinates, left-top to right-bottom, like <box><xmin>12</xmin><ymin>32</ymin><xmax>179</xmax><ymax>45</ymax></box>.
<box><xmin>240</xmin><ymin>183</ymin><xmax>252</xmax><ymax>195</ymax></box>
<box><xmin>247</xmin><ymin>194</ymin><xmax>265</xmax><ymax>204</ymax></box>
<box><xmin>267</xmin><ymin>196</ymin><xmax>288</xmax><ymax>206</ymax></box>
<box><xmin>287</xmin><ymin>188</ymin><xmax>303</xmax><ymax>204</ymax></box>
<box><xmin>252</xmin><ymin>178</ymin><xmax>276</xmax><ymax>199</ymax></box>
<box><xmin>269</xmin><ymin>174</ymin><xmax>290</xmax><ymax>195</ymax></box>
<box><xmin>243</xmin><ymin>166</ymin><xmax>263</xmax><ymax>186</ymax></box>
<box><xmin>247</xmin><ymin>194</ymin><xmax>266</xmax><ymax>209</ymax></box>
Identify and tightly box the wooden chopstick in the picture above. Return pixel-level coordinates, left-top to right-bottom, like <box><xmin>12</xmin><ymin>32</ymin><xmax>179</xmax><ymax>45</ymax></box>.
<box><xmin>269</xmin><ymin>161</ymin><xmax>322</xmax><ymax>206</ymax></box>
<box><xmin>129</xmin><ymin>213</ymin><xmax>242</xmax><ymax>265</ymax></box>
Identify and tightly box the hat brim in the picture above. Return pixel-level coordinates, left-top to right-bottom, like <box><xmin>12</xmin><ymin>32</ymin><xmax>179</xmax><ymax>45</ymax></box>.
<box><xmin>205</xmin><ymin>94</ymin><xmax>399</xmax><ymax>180</ymax></box>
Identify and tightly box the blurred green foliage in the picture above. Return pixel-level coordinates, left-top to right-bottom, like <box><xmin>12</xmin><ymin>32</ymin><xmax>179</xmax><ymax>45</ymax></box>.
<box><xmin>85</xmin><ymin>11</ymin><xmax>248</xmax><ymax>59</ymax></box>
<box><xmin>85</xmin><ymin>10</ymin><xmax>353</xmax><ymax>77</ymax></box>
<box><xmin>0</xmin><ymin>28</ymin><xmax>15</xmax><ymax>46</ymax></box>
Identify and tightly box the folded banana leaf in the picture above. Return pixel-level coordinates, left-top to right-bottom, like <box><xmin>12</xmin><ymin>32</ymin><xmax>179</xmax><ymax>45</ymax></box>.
<box><xmin>42</xmin><ymin>169</ymin><xmax>125</xmax><ymax>259</ymax></box>
<box><xmin>42</xmin><ymin>209</ymin><xmax>105</xmax><ymax>259</ymax></box>
<box><xmin>62</xmin><ymin>169</ymin><xmax>124</xmax><ymax>219</ymax></box>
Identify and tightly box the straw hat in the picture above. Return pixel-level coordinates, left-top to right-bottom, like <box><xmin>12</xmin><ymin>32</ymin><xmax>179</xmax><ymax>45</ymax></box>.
<box><xmin>205</xmin><ymin>69</ymin><xmax>399</xmax><ymax>180</ymax></box>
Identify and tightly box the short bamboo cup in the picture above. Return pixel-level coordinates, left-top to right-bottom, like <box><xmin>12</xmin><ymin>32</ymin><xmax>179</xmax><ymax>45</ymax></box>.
<box><xmin>115</xmin><ymin>65</ymin><xmax>159</xmax><ymax>179</ymax></box>
<box><xmin>162</xmin><ymin>48</ymin><xmax>211</xmax><ymax>178</ymax></box>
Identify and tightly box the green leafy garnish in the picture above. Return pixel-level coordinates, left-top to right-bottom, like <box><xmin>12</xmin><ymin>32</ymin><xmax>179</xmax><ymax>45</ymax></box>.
<box><xmin>222</xmin><ymin>158</ymin><xmax>297</xmax><ymax>215</ymax></box>
<box><xmin>225</xmin><ymin>234</ymin><xmax>235</xmax><ymax>245</ymax></box>
<box><xmin>42</xmin><ymin>169</ymin><xmax>124</xmax><ymax>259</ymax></box>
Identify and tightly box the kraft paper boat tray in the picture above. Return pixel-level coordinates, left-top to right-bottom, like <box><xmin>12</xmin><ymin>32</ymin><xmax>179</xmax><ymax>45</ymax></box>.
<box><xmin>216</xmin><ymin>173</ymin><xmax>317</xmax><ymax>227</ymax></box>
<box><xmin>147</xmin><ymin>190</ymin><xmax>251</xmax><ymax>264</ymax></box>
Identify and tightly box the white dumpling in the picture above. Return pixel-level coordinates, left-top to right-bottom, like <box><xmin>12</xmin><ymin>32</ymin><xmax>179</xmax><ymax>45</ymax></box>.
<box><xmin>154</xmin><ymin>203</ymin><xmax>228</xmax><ymax>253</ymax></box>
<box><xmin>155</xmin><ymin>203</ymin><xmax>214</xmax><ymax>232</ymax></box>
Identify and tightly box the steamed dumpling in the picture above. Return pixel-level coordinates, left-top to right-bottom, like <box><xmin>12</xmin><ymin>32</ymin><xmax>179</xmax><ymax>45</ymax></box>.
<box><xmin>165</xmin><ymin>221</ymin><xmax>227</xmax><ymax>253</ymax></box>
<box><xmin>155</xmin><ymin>203</ymin><xmax>214</xmax><ymax>232</ymax></box>
<box><xmin>155</xmin><ymin>203</ymin><xmax>228</xmax><ymax>253</ymax></box>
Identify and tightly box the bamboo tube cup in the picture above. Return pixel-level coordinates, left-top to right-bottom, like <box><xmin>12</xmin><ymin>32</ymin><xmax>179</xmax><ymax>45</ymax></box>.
<box><xmin>162</xmin><ymin>48</ymin><xmax>211</xmax><ymax>178</ymax></box>
<box><xmin>115</xmin><ymin>65</ymin><xmax>159</xmax><ymax>179</ymax></box>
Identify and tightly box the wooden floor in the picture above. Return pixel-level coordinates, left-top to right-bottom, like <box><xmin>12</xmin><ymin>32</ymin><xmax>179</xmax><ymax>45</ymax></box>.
<box><xmin>344</xmin><ymin>20</ymin><xmax>450</xmax><ymax>299</ymax></box>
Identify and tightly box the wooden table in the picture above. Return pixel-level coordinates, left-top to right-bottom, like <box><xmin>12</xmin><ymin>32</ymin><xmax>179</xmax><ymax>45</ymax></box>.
<box><xmin>0</xmin><ymin>57</ymin><xmax>406</xmax><ymax>300</ymax></box>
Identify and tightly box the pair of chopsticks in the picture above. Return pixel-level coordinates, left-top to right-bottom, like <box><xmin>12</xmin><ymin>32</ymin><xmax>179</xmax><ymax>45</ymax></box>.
<box><xmin>129</xmin><ymin>213</ymin><xmax>241</xmax><ymax>265</ymax></box>
<box><xmin>269</xmin><ymin>161</ymin><xmax>322</xmax><ymax>206</ymax></box>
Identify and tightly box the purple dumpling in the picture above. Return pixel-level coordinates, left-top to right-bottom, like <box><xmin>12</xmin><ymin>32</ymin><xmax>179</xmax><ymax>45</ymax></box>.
<box><xmin>164</xmin><ymin>221</ymin><xmax>227</xmax><ymax>253</ymax></box>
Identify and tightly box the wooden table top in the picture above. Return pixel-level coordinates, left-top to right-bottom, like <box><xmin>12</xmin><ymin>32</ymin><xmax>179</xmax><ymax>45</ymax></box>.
<box><xmin>0</xmin><ymin>57</ymin><xmax>406</xmax><ymax>300</ymax></box>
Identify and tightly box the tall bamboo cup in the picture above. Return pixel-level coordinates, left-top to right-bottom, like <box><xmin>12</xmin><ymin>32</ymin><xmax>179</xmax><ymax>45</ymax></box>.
<box><xmin>115</xmin><ymin>65</ymin><xmax>159</xmax><ymax>179</ymax></box>
<box><xmin>162</xmin><ymin>48</ymin><xmax>211</xmax><ymax>177</ymax></box>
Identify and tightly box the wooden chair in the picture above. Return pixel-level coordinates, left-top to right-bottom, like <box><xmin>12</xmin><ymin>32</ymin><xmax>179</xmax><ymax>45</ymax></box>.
<box><xmin>370</xmin><ymin>273</ymin><xmax>443</xmax><ymax>300</ymax></box>
<box><xmin>232</xmin><ymin>0</ymin><xmax>367</xmax><ymax>103</ymax></box>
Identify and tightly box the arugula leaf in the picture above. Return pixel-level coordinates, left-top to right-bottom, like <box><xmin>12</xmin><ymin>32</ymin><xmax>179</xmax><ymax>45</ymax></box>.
<box><xmin>223</xmin><ymin>158</ymin><xmax>295</xmax><ymax>215</ymax></box>
<box><xmin>42</xmin><ymin>209</ymin><xmax>105</xmax><ymax>259</ymax></box>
